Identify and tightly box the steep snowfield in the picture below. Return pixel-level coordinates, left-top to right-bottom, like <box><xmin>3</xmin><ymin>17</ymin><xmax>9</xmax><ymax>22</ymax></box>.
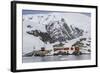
<box><xmin>23</xmin><ymin>12</ymin><xmax>91</xmax><ymax>33</ymax></box>
<box><xmin>22</xmin><ymin>12</ymin><xmax>91</xmax><ymax>54</ymax></box>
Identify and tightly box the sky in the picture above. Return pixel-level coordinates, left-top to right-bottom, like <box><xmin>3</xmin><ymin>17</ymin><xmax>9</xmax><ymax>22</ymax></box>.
<box><xmin>22</xmin><ymin>10</ymin><xmax>91</xmax><ymax>17</ymax></box>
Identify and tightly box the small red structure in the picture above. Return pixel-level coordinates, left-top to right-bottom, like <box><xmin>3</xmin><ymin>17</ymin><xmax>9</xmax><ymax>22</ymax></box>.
<box><xmin>75</xmin><ymin>47</ymin><xmax>80</xmax><ymax>51</ymax></box>
<box><xmin>41</xmin><ymin>47</ymin><xmax>45</xmax><ymax>51</ymax></box>
<box><xmin>53</xmin><ymin>47</ymin><xmax>80</xmax><ymax>52</ymax></box>
<box><xmin>64</xmin><ymin>48</ymin><xmax>69</xmax><ymax>50</ymax></box>
<box><xmin>71</xmin><ymin>47</ymin><xmax>74</xmax><ymax>50</ymax></box>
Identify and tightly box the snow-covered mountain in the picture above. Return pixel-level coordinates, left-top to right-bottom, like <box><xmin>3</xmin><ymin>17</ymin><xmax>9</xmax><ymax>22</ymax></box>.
<box><xmin>22</xmin><ymin>12</ymin><xmax>91</xmax><ymax>54</ymax></box>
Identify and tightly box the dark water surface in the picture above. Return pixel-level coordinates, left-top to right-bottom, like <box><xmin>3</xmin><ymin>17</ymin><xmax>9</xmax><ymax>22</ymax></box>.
<box><xmin>23</xmin><ymin>54</ymin><xmax>91</xmax><ymax>63</ymax></box>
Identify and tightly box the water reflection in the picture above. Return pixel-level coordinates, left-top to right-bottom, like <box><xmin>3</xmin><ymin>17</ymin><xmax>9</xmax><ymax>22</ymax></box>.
<box><xmin>23</xmin><ymin>54</ymin><xmax>91</xmax><ymax>63</ymax></box>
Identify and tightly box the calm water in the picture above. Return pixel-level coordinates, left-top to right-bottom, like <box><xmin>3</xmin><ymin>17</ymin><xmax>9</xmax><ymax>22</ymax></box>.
<box><xmin>22</xmin><ymin>54</ymin><xmax>91</xmax><ymax>63</ymax></box>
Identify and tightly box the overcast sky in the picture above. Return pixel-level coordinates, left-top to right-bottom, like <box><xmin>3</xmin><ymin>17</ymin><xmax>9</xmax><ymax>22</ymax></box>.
<box><xmin>22</xmin><ymin>10</ymin><xmax>91</xmax><ymax>17</ymax></box>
